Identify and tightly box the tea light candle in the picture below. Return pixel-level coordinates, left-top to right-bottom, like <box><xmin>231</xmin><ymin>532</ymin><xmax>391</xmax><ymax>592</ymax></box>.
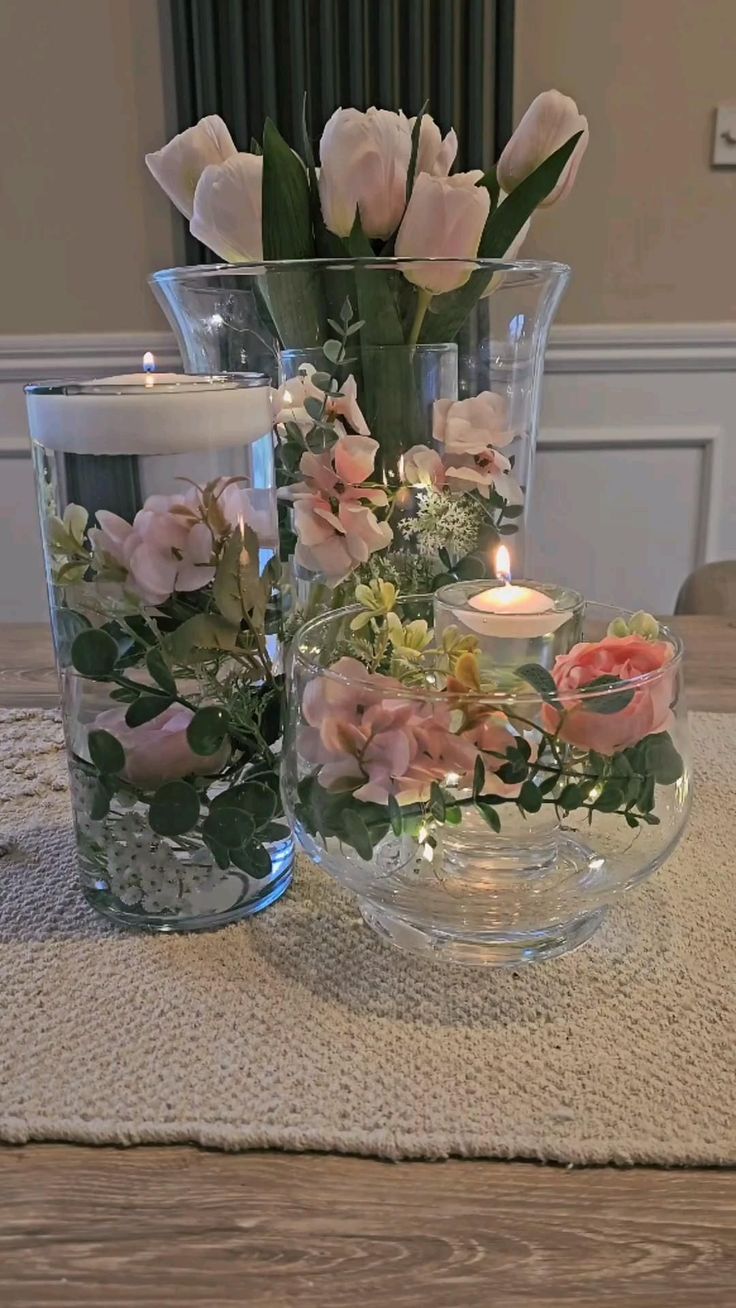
<box><xmin>433</xmin><ymin>549</ymin><xmax>584</xmax><ymax>666</ymax></box>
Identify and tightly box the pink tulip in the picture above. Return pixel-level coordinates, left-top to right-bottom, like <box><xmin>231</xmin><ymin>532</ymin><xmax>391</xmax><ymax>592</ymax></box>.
<box><xmin>395</xmin><ymin>172</ymin><xmax>490</xmax><ymax>294</ymax></box>
<box><xmin>190</xmin><ymin>153</ymin><xmax>263</xmax><ymax>262</ymax></box>
<box><xmin>91</xmin><ymin>704</ymin><xmax>228</xmax><ymax>789</ymax></box>
<box><xmin>497</xmin><ymin>90</ymin><xmax>589</xmax><ymax>208</ymax></box>
<box><xmin>408</xmin><ymin>114</ymin><xmax>457</xmax><ymax>177</ymax></box>
<box><xmin>542</xmin><ymin>635</ymin><xmax>676</xmax><ymax>755</ymax></box>
<box><xmin>281</xmin><ymin>435</ymin><xmax>392</xmax><ymax>582</ymax></box>
<box><xmin>145</xmin><ymin>115</ymin><xmax>237</xmax><ymax>219</ymax></box>
<box><xmin>318</xmin><ymin>107</ymin><xmax>411</xmax><ymax>239</ymax></box>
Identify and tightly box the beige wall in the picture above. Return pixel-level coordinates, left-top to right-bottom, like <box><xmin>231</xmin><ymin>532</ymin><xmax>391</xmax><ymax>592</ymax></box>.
<box><xmin>0</xmin><ymin>0</ymin><xmax>181</xmax><ymax>334</ymax></box>
<box><xmin>515</xmin><ymin>0</ymin><xmax>736</xmax><ymax>323</ymax></box>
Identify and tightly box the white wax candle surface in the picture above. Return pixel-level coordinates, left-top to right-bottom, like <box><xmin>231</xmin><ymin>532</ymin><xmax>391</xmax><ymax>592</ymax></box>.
<box><xmin>26</xmin><ymin>373</ymin><xmax>274</xmax><ymax>456</ymax></box>
<box><xmin>460</xmin><ymin>583</ymin><xmax>568</xmax><ymax>639</ymax></box>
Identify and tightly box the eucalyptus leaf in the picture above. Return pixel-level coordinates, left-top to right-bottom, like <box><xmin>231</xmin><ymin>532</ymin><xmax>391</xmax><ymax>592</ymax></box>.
<box><xmin>516</xmin><ymin>663</ymin><xmax>559</xmax><ymax>703</ymax></box>
<box><xmin>71</xmin><ymin>629</ymin><xmax>118</xmax><ymax>678</ymax></box>
<box><xmin>388</xmin><ymin>794</ymin><xmax>403</xmax><ymax>837</ymax></box>
<box><xmin>476</xmin><ymin>799</ymin><xmax>501</xmax><ymax>833</ymax></box>
<box><xmin>88</xmin><ymin>729</ymin><xmax>125</xmax><ymax>775</ymax></box>
<box><xmin>519</xmin><ymin>780</ymin><xmax>543</xmax><ymax>813</ymax></box>
<box><xmin>186</xmin><ymin>706</ymin><xmax>229</xmax><ymax>756</ymax></box>
<box><xmin>341</xmin><ymin>809</ymin><xmax>374</xmax><ymax>861</ymax></box>
<box><xmin>203</xmin><ymin>807</ymin><xmax>255</xmax><ymax>849</ymax></box>
<box><xmin>125</xmin><ymin>695</ymin><xmax>174</xmax><ymax>728</ymax></box>
<box><xmin>89</xmin><ymin>782</ymin><xmax>110</xmax><ymax>821</ymax></box>
<box><xmin>231</xmin><ymin>842</ymin><xmax>272</xmax><ymax>879</ymax></box>
<box><xmin>148</xmin><ymin>780</ymin><xmax>200</xmax><ymax>837</ymax></box>
<box><xmin>583</xmin><ymin>675</ymin><xmax>635</xmax><ymax>716</ymax></box>
<box><xmin>146</xmin><ymin>648</ymin><xmax>176</xmax><ymax>696</ymax></box>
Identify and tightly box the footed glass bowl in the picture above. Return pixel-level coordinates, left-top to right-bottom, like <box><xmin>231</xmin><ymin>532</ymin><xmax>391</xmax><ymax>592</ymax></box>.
<box><xmin>282</xmin><ymin>596</ymin><xmax>692</xmax><ymax>967</ymax></box>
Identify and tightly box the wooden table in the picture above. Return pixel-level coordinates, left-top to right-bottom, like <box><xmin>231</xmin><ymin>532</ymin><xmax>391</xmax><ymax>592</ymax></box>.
<box><xmin>2</xmin><ymin>619</ymin><xmax>735</xmax><ymax>1307</ymax></box>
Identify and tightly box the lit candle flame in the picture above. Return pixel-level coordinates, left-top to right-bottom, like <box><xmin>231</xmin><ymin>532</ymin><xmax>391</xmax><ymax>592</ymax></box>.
<box><xmin>142</xmin><ymin>351</ymin><xmax>156</xmax><ymax>388</ymax></box>
<box><xmin>495</xmin><ymin>545</ymin><xmax>511</xmax><ymax>585</ymax></box>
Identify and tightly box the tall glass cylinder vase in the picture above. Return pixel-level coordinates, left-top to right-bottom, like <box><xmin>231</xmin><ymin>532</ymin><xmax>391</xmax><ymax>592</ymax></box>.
<box><xmin>151</xmin><ymin>258</ymin><xmax>569</xmax><ymax>619</ymax></box>
<box><xmin>25</xmin><ymin>374</ymin><xmax>293</xmax><ymax>932</ymax></box>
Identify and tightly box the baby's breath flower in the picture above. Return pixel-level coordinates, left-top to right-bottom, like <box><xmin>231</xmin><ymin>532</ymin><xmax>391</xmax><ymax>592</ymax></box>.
<box><xmin>399</xmin><ymin>488</ymin><xmax>485</xmax><ymax>559</ymax></box>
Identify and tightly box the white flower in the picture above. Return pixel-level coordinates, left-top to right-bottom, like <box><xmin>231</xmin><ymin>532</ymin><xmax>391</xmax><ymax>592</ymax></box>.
<box><xmin>318</xmin><ymin>107</ymin><xmax>411</xmax><ymax>239</ymax></box>
<box><xmin>433</xmin><ymin>393</ymin><xmax>514</xmax><ymax>453</ymax></box>
<box><xmin>497</xmin><ymin>90</ymin><xmax>589</xmax><ymax>208</ymax></box>
<box><xmin>145</xmin><ymin>115</ymin><xmax>237</xmax><ymax>219</ymax></box>
<box><xmin>190</xmin><ymin>153</ymin><xmax>263</xmax><ymax>262</ymax></box>
<box><xmin>395</xmin><ymin>172</ymin><xmax>490</xmax><ymax>293</ymax></box>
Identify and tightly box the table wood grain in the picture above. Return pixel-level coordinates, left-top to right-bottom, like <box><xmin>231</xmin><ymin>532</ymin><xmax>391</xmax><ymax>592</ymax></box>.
<box><xmin>1</xmin><ymin>618</ymin><xmax>735</xmax><ymax>1307</ymax></box>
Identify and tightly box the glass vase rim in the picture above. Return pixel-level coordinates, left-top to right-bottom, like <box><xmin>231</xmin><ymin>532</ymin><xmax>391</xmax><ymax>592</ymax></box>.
<box><xmin>24</xmin><ymin>372</ymin><xmax>270</xmax><ymax>397</ymax></box>
<box><xmin>293</xmin><ymin>599</ymin><xmax>683</xmax><ymax>706</ymax></box>
<box><xmin>150</xmin><ymin>256</ymin><xmax>571</xmax><ymax>285</ymax></box>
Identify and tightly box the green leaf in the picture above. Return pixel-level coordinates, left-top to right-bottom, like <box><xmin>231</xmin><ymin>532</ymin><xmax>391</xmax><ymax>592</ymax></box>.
<box><xmin>125</xmin><ymin>695</ymin><xmax>174</xmax><ymax>728</ymax></box>
<box><xmin>583</xmin><ymin>675</ymin><xmax>636</xmax><ymax>716</ymax></box>
<box><xmin>55</xmin><ymin>608</ymin><xmax>91</xmax><ymax>664</ymax></box>
<box><xmin>476</xmin><ymin>800</ymin><xmax>501</xmax><ymax>833</ymax></box>
<box><xmin>323</xmin><ymin>338</ymin><xmax>345</xmax><ymax>365</ymax></box>
<box><xmin>341</xmin><ymin>809</ymin><xmax>374</xmax><ymax>861</ymax></box>
<box><xmin>146</xmin><ymin>648</ymin><xmax>176</xmax><ymax>695</ymax></box>
<box><xmin>429</xmin><ymin>781</ymin><xmax>446</xmax><ymax>822</ymax></box>
<box><xmin>213</xmin><ymin>525</ymin><xmax>264</xmax><ymax>627</ymax></box>
<box><xmin>593</xmin><ymin>783</ymin><xmax>626</xmax><ymax>813</ymax></box>
<box><xmin>88</xmin><ymin>729</ymin><xmax>125</xmax><ymax>775</ymax></box>
<box><xmin>453</xmin><ymin>553</ymin><xmax>488</xmax><ymax>581</ymax></box>
<box><xmin>207</xmin><ymin>837</ymin><xmax>231</xmax><ymax>870</ymax></box>
<box><xmin>538</xmin><ymin>774</ymin><xmax>559</xmax><ymax>796</ymax></box>
<box><xmin>558</xmin><ymin>783</ymin><xmax>583</xmax><ymax>810</ymax></box>
<box><xmin>519</xmin><ymin>780</ymin><xmax>542</xmax><ymax>813</ymax></box>
<box><xmin>472</xmin><ymin>753</ymin><xmax>485</xmax><ymax>799</ymax></box>
<box><xmin>420</xmin><ymin>132</ymin><xmax>583</xmax><ymax>343</ymax></box>
<box><xmin>640</xmin><ymin>732</ymin><xmax>684</xmax><ymax>786</ymax></box>
<box><xmin>71</xmin><ymin>628</ymin><xmax>118</xmax><ymax>678</ymax></box>
<box><xmin>388</xmin><ymin>794</ymin><xmax>403</xmax><ymax>837</ymax></box>
<box><xmin>212</xmin><ymin>781</ymin><xmax>277</xmax><ymax>827</ymax></box>
<box><xmin>88</xmin><ymin>782</ymin><xmax>110</xmax><ymax>821</ymax></box>
<box><xmin>261</xmin><ymin>117</ymin><xmax>322</xmax><ymax>346</ymax></box>
<box><xmin>498</xmin><ymin>760</ymin><xmax>528</xmax><ymax>785</ymax></box>
<box><xmin>109</xmin><ymin>685</ymin><xmax>139</xmax><ymax>704</ymax></box>
<box><xmin>231</xmin><ymin>842</ymin><xmax>272</xmax><ymax>878</ymax></box>
<box><xmin>405</xmin><ymin>100</ymin><xmax>428</xmax><ymax>202</ymax></box>
<box><xmin>203</xmin><ymin>807</ymin><xmax>255</xmax><ymax>850</ymax></box>
<box><xmin>165</xmin><ymin>613</ymin><xmax>239</xmax><ymax>664</ymax></box>
<box><xmin>186</xmin><ymin>706</ymin><xmax>230</xmax><ymax>756</ymax></box>
<box><xmin>516</xmin><ymin>663</ymin><xmax>559</xmax><ymax>703</ymax></box>
<box><xmin>625</xmin><ymin>813</ymin><xmax>640</xmax><ymax>829</ymax></box>
<box><xmin>148</xmin><ymin>780</ymin><xmax>200</xmax><ymax>837</ymax></box>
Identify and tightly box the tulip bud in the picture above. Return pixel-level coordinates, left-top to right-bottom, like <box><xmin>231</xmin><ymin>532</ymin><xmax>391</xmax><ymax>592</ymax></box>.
<box><xmin>497</xmin><ymin>90</ymin><xmax>589</xmax><ymax>207</ymax></box>
<box><xmin>145</xmin><ymin>115</ymin><xmax>237</xmax><ymax>219</ymax></box>
<box><xmin>395</xmin><ymin>172</ymin><xmax>490</xmax><ymax>294</ymax></box>
<box><xmin>318</xmin><ymin>107</ymin><xmax>411</xmax><ymax>239</ymax></box>
<box><xmin>628</xmin><ymin>611</ymin><xmax>660</xmax><ymax>640</ymax></box>
<box><xmin>408</xmin><ymin>114</ymin><xmax>458</xmax><ymax>177</ymax></box>
<box><xmin>189</xmin><ymin>154</ymin><xmax>263</xmax><ymax>262</ymax></box>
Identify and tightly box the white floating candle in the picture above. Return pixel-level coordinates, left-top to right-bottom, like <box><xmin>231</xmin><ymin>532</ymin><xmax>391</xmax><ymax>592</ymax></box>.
<box><xmin>26</xmin><ymin>358</ymin><xmax>273</xmax><ymax>456</ymax></box>
<box><xmin>453</xmin><ymin>547</ymin><xmax>570</xmax><ymax>639</ymax></box>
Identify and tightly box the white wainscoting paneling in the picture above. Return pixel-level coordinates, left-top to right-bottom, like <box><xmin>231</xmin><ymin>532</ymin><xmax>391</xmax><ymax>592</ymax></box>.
<box><xmin>2</xmin><ymin>325</ymin><xmax>736</xmax><ymax>622</ymax></box>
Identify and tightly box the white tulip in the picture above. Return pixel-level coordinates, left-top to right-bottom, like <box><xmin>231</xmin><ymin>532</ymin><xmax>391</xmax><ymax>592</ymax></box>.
<box><xmin>497</xmin><ymin>90</ymin><xmax>589</xmax><ymax>207</ymax></box>
<box><xmin>405</xmin><ymin>113</ymin><xmax>458</xmax><ymax>177</ymax></box>
<box><xmin>318</xmin><ymin>107</ymin><xmax>411</xmax><ymax>239</ymax></box>
<box><xmin>189</xmin><ymin>154</ymin><xmax>263</xmax><ymax>262</ymax></box>
<box><xmin>145</xmin><ymin>115</ymin><xmax>237</xmax><ymax>219</ymax></box>
<box><xmin>395</xmin><ymin>172</ymin><xmax>490</xmax><ymax>294</ymax></box>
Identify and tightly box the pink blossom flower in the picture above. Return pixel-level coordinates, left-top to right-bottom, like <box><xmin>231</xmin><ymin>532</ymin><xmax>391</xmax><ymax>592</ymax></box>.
<box><xmin>301</xmin><ymin>658</ymin><xmax>475</xmax><ymax>806</ymax></box>
<box><xmin>91</xmin><ymin>704</ymin><xmax>228</xmax><ymax>789</ymax></box>
<box><xmin>402</xmin><ymin>444</ymin><xmax>445</xmax><ymax>488</ymax></box>
<box><xmin>89</xmin><ymin>478</ymin><xmax>274</xmax><ymax>607</ymax></box>
<box><xmin>433</xmin><ymin>392</ymin><xmax>514</xmax><ymax>453</ymax></box>
<box><xmin>443</xmin><ymin>447</ymin><xmax>521</xmax><ymax>502</ymax></box>
<box><xmin>273</xmin><ymin>364</ymin><xmax>369</xmax><ymax>436</ymax></box>
<box><xmin>542</xmin><ymin>634</ymin><xmax>677</xmax><ymax>755</ymax></box>
<box><xmin>282</xmin><ymin>434</ymin><xmax>392</xmax><ymax>581</ymax></box>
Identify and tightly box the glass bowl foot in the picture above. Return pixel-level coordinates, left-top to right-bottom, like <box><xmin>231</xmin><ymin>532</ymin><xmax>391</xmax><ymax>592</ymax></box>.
<box><xmin>358</xmin><ymin>899</ymin><xmax>607</xmax><ymax>968</ymax></box>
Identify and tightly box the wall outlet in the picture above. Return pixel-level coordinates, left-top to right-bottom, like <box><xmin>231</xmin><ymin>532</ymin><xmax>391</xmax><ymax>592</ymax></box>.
<box><xmin>712</xmin><ymin>105</ymin><xmax>736</xmax><ymax>167</ymax></box>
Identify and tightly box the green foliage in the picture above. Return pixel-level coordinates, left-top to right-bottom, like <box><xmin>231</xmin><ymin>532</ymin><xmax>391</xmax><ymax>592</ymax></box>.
<box><xmin>165</xmin><ymin>613</ymin><xmax>239</xmax><ymax>664</ymax></box>
<box><xmin>515</xmin><ymin>663</ymin><xmax>559</xmax><ymax>703</ymax></box>
<box><xmin>146</xmin><ymin>648</ymin><xmax>176</xmax><ymax>695</ymax></box>
<box><xmin>71</xmin><ymin>629</ymin><xmax>118</xmax><ymax>678</ymax></box>
<box><xmin>125</xmin><ymin>695</ymin><xmax>174</xmax><ymax>727</ymax></box>
<box><xmin>583</xmin><ymin>675</ymin><xmax>635</xmax><ymax>715</ymax></box>
<box><xmin>261</xmin><ymin>117</ymin><xmax>323</xmax><ymax>346</ymax></box>
<box><xmin>148</xmin><ymin>780</ymin><xmax>200</xmax><ymax>837</ymax></box>
<box><xmin>88</xmin><ymin>729</ymin><xmax>125</xmax><ymax>775</ymax></box>
<box><xmin>187</xmin><ymin>706</ymin><xmax>230</xmax><ymax>756</ymax></box>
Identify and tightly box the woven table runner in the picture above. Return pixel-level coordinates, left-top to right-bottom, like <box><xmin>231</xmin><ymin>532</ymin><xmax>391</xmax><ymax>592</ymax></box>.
<box><xmin>0</xmin><ymin>707</ymin><xmax>733</xmax><ymax>1165</ymax></box>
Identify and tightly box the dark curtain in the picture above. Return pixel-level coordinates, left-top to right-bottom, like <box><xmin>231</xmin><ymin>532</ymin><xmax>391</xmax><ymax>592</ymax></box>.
<box><xmin>169</xmin><ymin>0</ymin><xmax>515</xmax><ymax>261</ymax></box>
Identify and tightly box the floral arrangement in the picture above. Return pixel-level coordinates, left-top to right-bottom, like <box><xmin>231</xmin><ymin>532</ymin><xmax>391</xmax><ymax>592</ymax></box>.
<box><xmin>46</xmin><ymin>479</ymin><xmax>287</xmax><ymax>917</ymax></box>
<box><xmin>292</xmin><ymin>589</ymin><xmax>685</xmax><ymax>863</ymax></box>
<box><xmin>147</xmin><ymin>93</ymin><xmax>589</xmax><ymax>606</ymax></box>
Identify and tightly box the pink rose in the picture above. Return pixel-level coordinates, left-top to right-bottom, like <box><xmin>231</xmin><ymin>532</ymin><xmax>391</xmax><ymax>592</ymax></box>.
<box><xmin>91</xmin><ymin>704</ymin><xmax>228</xmax><ymax>789</ymax></box>
<box><xmin>543</xmin><ymin>635</ymin><xmax>676</xmax><ymax>755</ymax></box>
<box><xmin>281</xmin><ymin>434</ymin><xmax>392</xmax><ymax>581</ymax></box>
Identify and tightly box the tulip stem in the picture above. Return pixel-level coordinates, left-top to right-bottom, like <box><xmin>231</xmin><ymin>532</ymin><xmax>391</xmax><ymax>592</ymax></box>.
<box><xmin>407</xmin><ymin>288</ymin><xmax>433</xmax><ymax>348</ymax></box>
